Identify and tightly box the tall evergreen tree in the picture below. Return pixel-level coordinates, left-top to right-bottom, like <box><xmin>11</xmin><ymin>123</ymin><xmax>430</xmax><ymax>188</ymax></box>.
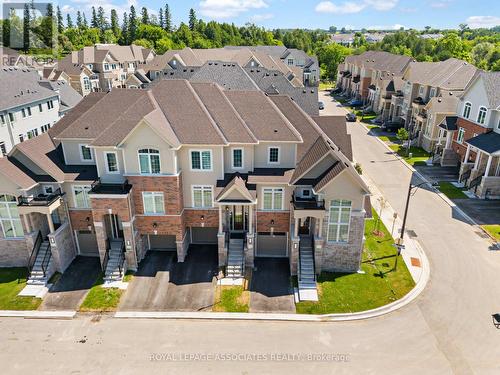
<box><xmin>91</xmin><ymin>6</ymin><xmax>98</xmax><ymax>28</ymax></box>
<box><xmin>120</xmin><ymin>12</ymin><xmax>129</xmax><ymax>44</ymax></box>
<box><xmin>23</xmin><ymin>3</ymin><xmax>30</xmax><ymax>51</ymax></box>
<box><xmin>141</xmin><ymin>7</ymin><xmax>149</xmax><ymax>24</ymax></box>
<box><xmin>129</xmin><ymin>5</ymin><xmax>138</xmax><ymax>42</ymax></box>
<box><xmin>83</xmin><ymin>12</ymin><xmax>88</xmax><ymax>28</ymax></box>
<box><xmin>97</xmin><ymin>6</ymin><xmax>107</xmax><ymax>32</ymax></box>
<box><xmin>165</xmin><ymin>3</ymin><xmax>172</xmax><ymax>32</ymax></box>
<box><xmin>188</xmin><ymin>8</ymin><xmax>196</xmax><ymax>31</ymax></box>
<box><xmin>56</xmin><ymin>6</ymin><xmax>63</xmax><ymax>33</ymax></box>
<box><xmin>76</xmin><ymin>11</ymin><xmax>83</xmax><ymax>29</ymax></box>
<box><xmin>110</xmin><ymin>9</ymin><xmax>120</xmax><ymax>38</ymax></box>
<box><xmin>159</xmin><ymin>8</ymin><xmax>164</xmax><ymax>29</ymax></box>
<box><xmin>66</xmin><ymin>14</ymin><xmax>73</xmax><ymax>29</ymax></box>
<box><xmin>46</xmin><ymin>3</ymin><xmax>54</xmax><ymax>18</ymax></box>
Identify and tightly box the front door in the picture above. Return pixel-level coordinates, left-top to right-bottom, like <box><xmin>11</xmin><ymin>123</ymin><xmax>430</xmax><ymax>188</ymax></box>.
<box><xmin>230</xmin><ymin>206</ymin><xmax>248</xmax><ymax>232</ymax></box>
<box><xmin>105</xmin><ymin>214</ymin><xmax>123</xmax><ymax>240</ymax></box>
<box><xmin>298</xmin><ymin>217</ymin><xmax>310</xmax><ymax>236</ymax></box>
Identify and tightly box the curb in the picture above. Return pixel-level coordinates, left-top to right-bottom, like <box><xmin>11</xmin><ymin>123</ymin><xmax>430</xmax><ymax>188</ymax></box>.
<box><xmin>0</xmin><ymin>310</ymin><xmax>76</xmax><ymax>319</ymax></box>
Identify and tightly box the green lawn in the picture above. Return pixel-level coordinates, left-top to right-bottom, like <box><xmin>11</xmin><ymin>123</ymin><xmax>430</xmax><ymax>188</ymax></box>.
<box><xmin>296</xmin><ymin>210</ymin><xmax>415</xmax><ymax>314</ymax></box>
<box><xmin>213</xmin><ymin>285</ymin><xmax>249</xmax><ymax>312</ymax></box>
<box><xmin>379</xmin><ymin>135</ymin><xmax>399</xmax><ymax>143</ymax></box>
<box><xmin>319</xmin><ymin>82</ymin><xmax>334</xmax><ymax>91</ymax></box>
<box><xmin>482</xmin><ymin>225</ymin><xmax>500</xmax><ymax>241</ymax></box>
<box><xmin>0</xmin><ymin>268</ymin><xmax>42</xmax><ymax>310</ymax></box>
<box><xmin>390</xmin><ymin>145</ymin><xmax>430</xmax><ymax>166</ymax></box>
<box><xmin>79</xmin><ymin>275</ymin><xmax>123</xmax><ymax>312</ymax></box>
<box><xmin>437</xmin><ymin>182</ymin><xmax>468</xmax><ymax>199</ymax></box>
<box><xmin>123</xmin><ymin>270</ymin><xmax>135</xmax><ymax>282</ymax></box>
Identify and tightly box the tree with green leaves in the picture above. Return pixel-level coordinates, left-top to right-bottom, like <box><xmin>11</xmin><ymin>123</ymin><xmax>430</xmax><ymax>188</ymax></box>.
<box><xmin>91</xmin><ymin>7</ymin><xmax>98</xmax><ymax>28</ymax></box>
<box><xmin>66</xmin><ymin>14</ymin><xmax>73</xmax><ymax>29</ymax></box>
<box><xmin>23</xmin><ymin>3</ymin><xmax>30</xmax><ymax>51</ymax></box>
<box><xmin>120</xmin><ymin>12</ymin><xmax>129</xmax><ymax>44</ymax></box>
<box><xmin>188</xmin><ymin>8</ymin><xmax>197</xmax><ymax>31</ymax></box>
<box><xmin>76</xmin><ymin>11</ymin><xmax>83</xmax><ymax>29</ymax></box>
<box><xmin>165</xmin><ymin>4</ymin><xmax>172</xmax><ymax>32</ymax></box>
<box><xmin>110</xmin><ymin>9</ymin><xmax>120</xmax><ymax>38</ymax></box>
<box><xmin>83</xmin><ymin>12</ymin><xmax>88</xmax><ymax>28</ymax></box>
<box><xmin>141</xmin><ymin>7</ymin><xmax>150</xmax><ymax>24</ymax></box>
<box><xmin>129</xmin><ymin>6</ymin><xmax>138</xmax><ymax>43</ymax></box>
<box><xmin>97</xmin><ymin>6</ymin><xmax>107</xmax><ymax>33</ymax></box>
<box><xmin>159</xmin><ymin>8</ymin><xmax>164</xmax><ymax>29</ymax></box>
<box><xmin>56</xmin><ymin>6</ymin><xmax>63</xmax><ymax>33</ymax></box>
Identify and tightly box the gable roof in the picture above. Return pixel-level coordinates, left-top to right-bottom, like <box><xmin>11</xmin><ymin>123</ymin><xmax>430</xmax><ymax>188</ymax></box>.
<box><xmin>290</xmin><ymin>136</ymin><xmax>332</xmax><ymax>184</ymax></box>
<box><xmin>312</xmin><ymin>116</ymin><xmax>353</xmax><ymax>161</ymax></box>
<box><xmin>479</xmin><ymin>71</ymin><xmax>500</xmax><ymax>109</ymax></box>
<box><xmin>0</xmin><ymin>157</ymin><xmax>37</xmax><ymax>190</ymax></box>
<box><xmin>216</xmin><ymin>174</ymin><xmax>255</xmax><ymax>202</ymax></box>
<box><xmin>313</xmin><ymin>161</ymin><xmax>347</xmax><ymax>192</ymax></box>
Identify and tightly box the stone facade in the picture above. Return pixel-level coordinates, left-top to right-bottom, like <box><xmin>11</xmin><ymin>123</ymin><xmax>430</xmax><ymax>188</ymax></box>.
<box><xmin>48</xmin><ymin>221</ymin><xmax>76</xmax><ymax>273</ymax></box>
<box><xmin>317</xmin><ymin>211</ymin><xmax>365</xmax><ymax>273</ymax></box>
<box><xmin>0</xmin><ymin>238</ymin><xmax>29</xmax><ymax>267</ymax></box>
<box><xmin>256</xmin><ymin>211</ymin><xmax>290</xmax><ymax>233</ymax></box>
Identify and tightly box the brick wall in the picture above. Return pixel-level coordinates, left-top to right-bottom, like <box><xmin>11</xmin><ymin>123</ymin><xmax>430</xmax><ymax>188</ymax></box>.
<box><xmin>453</xmin><ymin>118</ymin><xmax>490</xmax><ymax>161</ymax></box>
<box><xmin>256</xmin><ymin>211</ymin><xmax>290</xmax><ymax>233</ymax></box>
<box><xmin>134</xmin><ymin>215</ymin><xmax>184</xmax><ymax>240</ymax></box>
<box><xmin>128</xmin><ymin>175</ymin><xmax>183</xmax><ymax>215</ymax></box>
<box><xmin>184</xmin><ymin>209</ymin><xmax>219</xmax><ymax>228</ymax></box>
<box><xmin>360</xmin><ymin>77</ymin><xmax>371</xmax><ymax>100</ymax></box>
<box><xmin>90</xmin><ymin>197</ymin><xmax>131</xmax><ymax>222</ymax></box>
<box><xmin>69</xmin><ymin>210</ymin><xmax>94</xmax><ymax>231</ymax></box>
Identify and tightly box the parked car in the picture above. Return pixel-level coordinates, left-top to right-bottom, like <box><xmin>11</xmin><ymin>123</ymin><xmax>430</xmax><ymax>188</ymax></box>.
<box><xmin>346</xmin><ymin>113</ymin><xmax>357</xmax><ymax>122</ymax></box>
<box><xmin>381</xmin><ymin>122</ymin><xmax>404</xmax><ymax>132</ymax></box>
<box><xmin>318</xmin><ymin>101</ymin><xmax>325</xmax><ymax>110</ymax></box>
<box><xmin>347</xmin><ymin>99</ymin><xmax>363</xmax><ymax>107</ymax></box>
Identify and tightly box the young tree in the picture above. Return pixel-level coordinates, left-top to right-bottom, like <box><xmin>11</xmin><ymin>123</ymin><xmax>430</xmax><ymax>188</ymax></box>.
<box><xmin>129</xmin><ymin>6</ymin><xmax>138</xmax><ymax>43</ymax></box>
<box><xmin>397</xmin><ymin>128</ymin><xmax>410</xmax><ymax>156</ymax></box>
<box><xmin>110</xmin><ymin>9</ymin><xmax>120</xmax><ymax>38</ymax></box>
<box><xmin>141</xmin><ymin>7</ymin><xmax>149</xmax><ymax>24</ymax></box>
<box><xmin>165</xmin><ymin>3</ymin><xmax>172</xmax><ymax>32</ymax></box>
<box><xmin>76</xmin><ymin>11</ymin><xmax>83</xmax><ymax>29</ymax></box>
<box><xmin>23</xmin><ymin>3</ymin><xmax>30</xmax><ymax>51</ymax></box>
<box><xmin>91</xmin><ymin>7</ymin><xmax>98</xmax><ymax>28</ymax></box>
<box><xmin>56</xmin><ymin>5</ymin><xmax>63</xmax><ymax>33</ymax></box>
<box><xmin>159</xmin><ymin>8</ymin><xmax>164</xmax><ymax>29</ymax></box>
<box><xmin>66</xmin><ymin>14</ymin><xmax>74</xmax><ymax>29</ymax></box>
<box><xmin>188</xmin><ymin>8</ymin><xmax>197</xmax><ymax>31</ymax></box>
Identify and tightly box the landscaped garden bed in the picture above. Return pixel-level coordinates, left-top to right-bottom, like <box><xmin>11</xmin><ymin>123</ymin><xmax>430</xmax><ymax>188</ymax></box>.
<box><xmin>295</xmin><ymin>210</ymin><xmax>415</xmax><ymax>314</ymax></box>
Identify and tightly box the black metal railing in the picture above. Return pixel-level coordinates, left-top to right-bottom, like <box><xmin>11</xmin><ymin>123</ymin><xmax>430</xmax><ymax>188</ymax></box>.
<box><xmin>292</xmin><ymin>196</ymin><xmax>325</xmax><ymax>210</ymax></box>
<box><xmin>102</xmin><ymin>239</ymin><xmax>111</xmax><ymax>272</ymax></box>
<box><xmin>469</xmin><ymin>175</ymin><xmax>483</xmax><ymax>192</ymax></box>
<box><xmin>117</xmin><ymin>243</ymin><xmax>126</xmax><ymax>278</ymax></box>
<box><xmin>18</xmin><ymin>189</ymin><xmax>64</xmax><ymax>207</ymax></box>
<box><xmin>460</xmin><ymin>169</ymin><xmax>472</xmax><ymax>183</ymax></box>
<box><xmin>28</xmin><ymin>231</ymin><xmax>43</xmax><ymax>275</ymax></box>
<box><xmin>40</xmin><ymin>242</ymin><xmax>52</xmax><ymax>277</ymax></box>
<box><xmin>90</xmin><ymin>178</ymin><xmax>132</xmax><ymax>194</ymax></box>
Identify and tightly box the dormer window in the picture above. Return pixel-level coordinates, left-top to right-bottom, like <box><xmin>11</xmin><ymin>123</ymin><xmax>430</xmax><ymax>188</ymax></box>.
<box><xmin>138</xmin><ymin>148</ymin><xmax>161</xmax><ymax>174</ymax></box>
<box><xmin>79</xmin><ymin>144</ymin><xmax>93</xmax><ymax>161</ymax></box>
<box><xmin>463</xmin><ymin>102</ymin><xmax>471</xmax><ymax>119</ymax></box>
<box><xmin>477</xmin><ymin>106</ymin><xmax>487</xmax><ymax>125</ymax></box>
<box><xmin>268</xmin><ymin>147</ymin><xmax>280</xmax><ymax>164</ymax></box>
<box><xmin>232</xmin><ymin>148</ymin><xmax>243</xmax><ymax>169</ymax></box>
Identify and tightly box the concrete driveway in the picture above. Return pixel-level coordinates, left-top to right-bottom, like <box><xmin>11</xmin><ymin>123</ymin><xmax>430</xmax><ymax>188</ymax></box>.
<box><xmin>119</xmin><ymin>246</ymin><xmax>218</xmax><ymax>312</ymax></box>
<box><xmin>249</xmin><ymin>258</ymin><xmax>295</xmax><ymax>313</ymax></box>
<box><xmin>40</xmin><ymin>256</ymin><xmax>101</xmax><ymax>311</ymax></box>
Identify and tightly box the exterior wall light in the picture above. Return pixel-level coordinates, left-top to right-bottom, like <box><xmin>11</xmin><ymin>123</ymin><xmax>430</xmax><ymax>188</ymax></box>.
<box><xmin>153</xmin><ymin>222</ymin><xmax>158</xmax><ymax>235</ymax></box>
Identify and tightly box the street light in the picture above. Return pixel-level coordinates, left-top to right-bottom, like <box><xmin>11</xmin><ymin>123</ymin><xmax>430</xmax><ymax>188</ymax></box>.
<box><xmin>394</xmin><ymin>179</ymin><xmax>437</xmax><ymax>270</ymax></box>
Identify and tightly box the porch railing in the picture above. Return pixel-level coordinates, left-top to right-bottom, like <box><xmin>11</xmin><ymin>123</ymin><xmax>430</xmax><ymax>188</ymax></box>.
<box><xmin>18</xmin><ymin>188</ymin><xmax>64</xmax><ymax>207</ymax></box>
<box><xmin>28</xmin><ymin>231</ymin><xmax>43</xmax><ymax>275</ymax></box>
<box><xmin>469</xmin><ymin>175</ymin><xmax>483</xmax><ymax>193</ymax></box>
<box><xmin>40</xmin><ymin>242</ymin><xmax>52</xmax><ymax>278</ymax></box>
<box><xmin>460</xmin><ymin>168</ymin><xmax>472</xmax><ymax>184</ymax></box>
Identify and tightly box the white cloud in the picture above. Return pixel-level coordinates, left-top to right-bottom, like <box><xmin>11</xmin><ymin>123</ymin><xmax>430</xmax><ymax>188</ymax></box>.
<box><xmin>429</xmin><ymin>0</ymin><xmax>452</xmax><ymax>9</ymax></box>
<box><xmin>199</xmin><ymin>0</ymin><xmax>268</xmax><ymax>19</ymax></box>
<box><xmin>466</xmin><ymin>16</ymin><xmax>500</xmax><ymax>29</ymax></box>
<box><xmin>315</xmin><ymin>0</ymin><xmax>398</xmax><ymax>14</ymax></box>
<box><xmin>68</xmin><ymin>0</ymin><xmax>138</xmax><ymax>21</ymax></box>
<box><xmin>61</xmin><ymin>5</ymin><xmax>75</xmax><ymax>13</ymax></box>
<box><xmin>368</xmin><ymin>23</ymin><xmax>405</xmax><ymax>30</ymax></box>
<box><xmin>249</xmin><ymin>13</ymin><xmax>274</xmax><ymax>22</ymax></box>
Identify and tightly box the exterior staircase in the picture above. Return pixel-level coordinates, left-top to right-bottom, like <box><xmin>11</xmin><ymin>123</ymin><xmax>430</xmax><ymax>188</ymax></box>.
<box><xmin>226</xmin><ymin>237</ymin><xmax>244</xmax><ymax>279</ymax></box>
<box><xmin>298</xmin><ymin>236</ymin><xmax>318</xmax><ymax>301</ymax></box>
<box><xmin>103</xmin><ymin>239</ymin><xmax>126</xmax><ymax>283</ymax></box>
<box><xmin>27</xmin><ymin>240</ymin><xmax>53</xmax><ymax>286</ymax></box>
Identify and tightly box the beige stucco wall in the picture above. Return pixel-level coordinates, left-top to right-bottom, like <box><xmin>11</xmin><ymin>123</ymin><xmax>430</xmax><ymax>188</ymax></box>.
<box><xmin>223</xmin><ymin>145</ymin><xmax>254</xmax><ymax>173</ymax></box>
<box><xmin>61</xmin><ymin>140</ymin><xmax>96</xmax><ymax>165</ymax></box>
<box><xmin>319</xmin><ymin>170</ymin><xmax>365</xmax><ymax>211</ymax></box>
<box><xmin>95</xmin><ymin>147</ymin><xmax>126</xmax><ymax>183</ymax></box>
<box><xmin>256</xmin><ymin>183</ymin><xmax>292</xmax><ymax>211</ymax></box>
<box><xmin>254</xmin><ymin>143</ymin><xmax>297</xmax><ymax>169</ymax></box>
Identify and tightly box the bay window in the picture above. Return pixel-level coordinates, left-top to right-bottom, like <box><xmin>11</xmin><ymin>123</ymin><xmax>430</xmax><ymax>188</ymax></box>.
<box><xmin>327</xmin><ymin>200</ymin><xmax>351</xmax><ymax>243</ymax></box>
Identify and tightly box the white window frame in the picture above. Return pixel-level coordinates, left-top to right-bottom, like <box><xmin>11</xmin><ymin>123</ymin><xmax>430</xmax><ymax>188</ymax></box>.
<box><xmin>79</xmin><ymin>144</ymin><xmax>93</xmax><ymax>161</ymax></box>
<box><xmin>8</xmin><ymin>112</ymin><xmax>15</xmax><ymax>122</ymax></box>
<box><xmin>0</xmin><ymin>195</ymin><xmax>23</xmax><ymax>239</ymax></box>
<box><xmin>231</xmin><ymin>148</ymin><xmax>244</xmax><ymax>169</ymax></box>
<box><xmin>429</xmin><ymin>87</ymin><xmax>436</xmax><ymax>98</ymax></box>
<box><xmin>47</xmin><ymin>100</ymin><xmax>54</xmax><ymax>110</ymax></box>
<box><xmin>262</xmin><ymin>187</ymin><xmax>284</xmax><ymax>211</ymax></box>
<box><xmin>43</xmin><ymin>185</ymin><xmax>54</xmax><ymax>194</ymax></box>
<box><xmin>27</xmin><ymin>128</ymin><xmax>38</xmax><ymax>139</ymax></box>
<box><xmin>142</xmin><ymin>192</ymin><xmax>165</xmax><ymax>214</ymax></box>
<box><xmin>83</xmin><ymin>77</ymin><xmax>91</xmax><ymax>91</ymax></box>
<box><xmin>463</xmin><ymin>102</ymin><xmax>472</xmax><ymax>119</ymax></box>
<box><xmin>301</xmin><ymin>188</ymin><xmax>311</xmax><ymax>198</ymax></box>
<box><xmin>104</xmin><ymin>63</ymin><xmax>110</xmax><ymax>71</ymax></box>
<box><xmin>477</xmin><ymin>106</ymin><xmax>487</xmax><ymax>125</ymax></box>
<box><xmin>0</xmin><ymin>142</ymin><xmax>6</xmax><ymax>155</ymax></box>
<box><xmin>191</xmin><ymin>185</ymin><xmax>213</xmax><ymax>208</ymax></box>
<box><xmin>73</xmin><ymin>185</ymin><xmax>91</xmax><ymax>208</ymax></box>
<box><xmin>190</xmin><ymin>150</ymin><xmax>213</xmax><ymax>171</ymax></box>
<box><xmin>457</xmin><ymin>127</ymin><xmax>465</xmax><ymax>144</ymax></box>
<box><xmin>138</xmin><ymin>148</ymin><xmax>161</xmax><ymax>174</ymax></box>
<box><xmin>0</xmin><ymin>114</ymin><xmax>5</xmax><ymax>124</ymax></box>
<box><xmin>104</xmin><ymin>151</ymin><xmax>119</xmax><ymax>174</ymax></box>
<box><xmin>268</xmin><ymin>146</ymin><xmax>280</xmax><ymax>164</ymax></box>
<box><xmin>327</xmin><ymin>199</ymin><xmax>352</xmax><ymax>243</ymax></box>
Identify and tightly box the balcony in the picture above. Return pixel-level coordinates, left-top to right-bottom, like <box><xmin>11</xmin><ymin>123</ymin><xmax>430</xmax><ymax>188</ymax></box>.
<box><xmin>90</xmin><ymin>178</ymin><xmax>132</xmax><ymax>195</ymax></box>
<box><xmin>292</xmin><ymin>196</ymin><xmax>325</xmax><ymax>210</ymax></box>
<box><xmin>18</xmin><ymin>188</ymin><xmax>65</xmax><ymax>207</ymax></box>
<box><xmin>412</xmin><ymin>97</ymin><xmax>427</xmax><ymax>107</ymax></box>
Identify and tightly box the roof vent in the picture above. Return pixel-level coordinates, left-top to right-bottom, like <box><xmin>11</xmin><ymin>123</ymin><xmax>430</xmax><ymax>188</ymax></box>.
<box><xmin>208</xmin><ymin>62</ymin><xmax>212</xmax><ymax>65</ymax></box>
<box><xmin>256</xmin><ymin>69</ymin><xmax>260</xmax><ymax>72</ymax></box>
<box><xmin>84</xmin><ymin>126</ymin><xmax>89</xmax><ymax>130</ymax></box>
<box><xmin>273</xmin><ymin>129</ymin><xmax>278</xmax><ymax>133</ymax></box>
<box><xmin>265</xmin><ymin>73</ymin><xmax>269</xmax><ymax>76</ymax></box>
<box><xmin>303</xmin><ymin>89</ymin><xmax>306</xmax><ymax>93</ymax></box>
<box><xmin>214</xmin><ymin>62</ymin><xmax>218</xmax><ymax>65</ymax></box>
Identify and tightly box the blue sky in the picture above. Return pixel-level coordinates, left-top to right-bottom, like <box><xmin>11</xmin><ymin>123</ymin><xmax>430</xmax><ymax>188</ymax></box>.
<box><xmin>58</xmin><ymin>0</ymin><xmax>500</xmax><ymax>30</ymax></box>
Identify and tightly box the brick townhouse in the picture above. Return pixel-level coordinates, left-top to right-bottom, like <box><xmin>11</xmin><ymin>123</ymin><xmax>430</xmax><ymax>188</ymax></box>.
<box><xmin>0</xmin><ymin>79</ymin><xmax>369</xmax><ymax>299</ymax></box>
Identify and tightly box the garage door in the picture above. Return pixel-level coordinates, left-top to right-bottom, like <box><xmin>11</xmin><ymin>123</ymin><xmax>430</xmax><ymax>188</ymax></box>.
<box><xmin>148</xmin><ymin>235</ymin><xmax>177</xmax><ymax>250</ymax></box>
<box><xmin>256</xmin><ymin>232</ymin><xmax>288</xmax><ymax>257</ymax></box>
<box><xmin>76</xmin><ymin>230</ymin><xmax>99</xmax><ymax>257</ymax></box>
<box><xmin>191</xmin><ymin>227</ymin><xmax>218</xmax><ymax>244</ymax></box>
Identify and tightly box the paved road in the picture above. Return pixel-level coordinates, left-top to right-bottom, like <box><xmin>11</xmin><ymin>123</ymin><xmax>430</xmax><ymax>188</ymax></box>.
<box><xmin>1</xmin><ymin>92</ymin><xmax>500</xmax><ymax>374</ymax></box>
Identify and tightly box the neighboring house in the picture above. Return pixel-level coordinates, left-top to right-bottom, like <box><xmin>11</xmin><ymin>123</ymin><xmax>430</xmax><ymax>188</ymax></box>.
<box><xmin>143</xmin><ymin>46</ymin><xmax>318</xmax><ymax>87</ymax></box>
<box><xmin>0</xmin><ymin>67</ymin><xmax>81</xmax><ymax>154</ymax></box>
<box><xmin>330</xmin><ymin>33</ymin><xmax>355</xmax><ymax>46</ymax></box>
<box><xmin>400</xmin><ymin>58</ymin><xmax>477</xmax><ymax>151</ymax></box>
<box><xmin>56</xmin><ymin>44</ymin><xmax>155</xmax><ymax>95</ymax></box>
<box><xmin>439</xmin><ymin>71</ymin><xmax>500</xmax><ymax>199</ymax></box>
<box><xmin>151</xmin><ymin>60</ymin><xmax>319</xmax><ymax>115</ymax></box>
<box><xmin>0</xmin><ymin>80</ymin><xmax>369</xmax><ymax>296</ymax></box>
<box><xmin>45</xmin><ymin>62</ymin><xmax>98</xmax><ymax>96</ymax></box>
<box><xmin>337</xmin><ymin>51</ymin><xmax>412</xmax><ymax>105</ymax></box>
<box><xmin>367</xmin><ymin>71</ymin><xmax>405</xmax><ymax>122</ymax></box>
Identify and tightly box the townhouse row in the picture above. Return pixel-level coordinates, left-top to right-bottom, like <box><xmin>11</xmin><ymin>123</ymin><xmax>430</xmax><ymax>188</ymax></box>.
<box><xmin>0</xmin><ymin>80</ymin><xmax>369</xmax><ymax>289</ymax></box>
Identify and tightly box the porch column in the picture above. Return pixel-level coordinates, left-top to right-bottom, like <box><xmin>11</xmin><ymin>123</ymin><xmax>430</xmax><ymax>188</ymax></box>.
<box><xmin>485</xmin><ymin>154</ymin><xmax>493</xmax><ymax>177</ymax></box>
<box><xmin>218</xmin><ymin>205</ymin><xmax>223</xmax><ymax>233</ymax></box>
<box><xmin>474</xmin><ymin>151</ymin><xmax>481</xmax><ymax>170</ymax></box>
<box><xmin>464</xmin><ymin>144</ymin><xmax>471</xmax><ymax>163</ymax></box>
<box><xmin>248</xmin><ymin>205</ymin><xmax>253</xmax><ymax>234</ymax></box>
<box><xmin>317</xmin><ymin>217</ymin><xmax>323</xmax><ymax>238</ymax></box>
<box><xmin>445</xmin><ymin>131</ymin><xmax>453</xmax><ymax>148</ymax></box>
<box><xmin>23</xmin><ymin>214</ymin><xmax>31</xmax><ymax>233</ymax></box>
<box><xmin>294</xmin><ymin>217</ymin><xmax>299</xmax><ymax>238</ymax></box>
<box><xmin>46</xmin><ymin>213</ymin><xmax>55</xmax><ymax>233</ymax></box>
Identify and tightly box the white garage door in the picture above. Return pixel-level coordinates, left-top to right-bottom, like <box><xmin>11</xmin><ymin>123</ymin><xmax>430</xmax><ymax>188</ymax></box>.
<box><xmin>148</xmin><ymin>235</ymin><xmax>177</xmax><ymax>250</ymax></box>
<box><xmin>76</xmin><ymin>230</ymin><xmax>99</xmax><ymax>257</ymax></box>
<box><xmin>256</xmin><ymin>232</ymin><xmax>288</xmax><ymax>257</ymax></box>
<box><xmin>191</xmin><ymin>227</ymin><xmax>218</xmax><ymax>244</ymax></box>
